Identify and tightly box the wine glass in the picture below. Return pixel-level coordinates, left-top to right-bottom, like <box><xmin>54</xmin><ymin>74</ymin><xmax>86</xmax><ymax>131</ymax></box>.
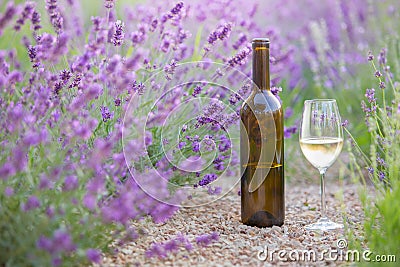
<box><xmin>299</xmin><ymin>99</ymin><xmax>344</xmax><ymax>231</ymax></box>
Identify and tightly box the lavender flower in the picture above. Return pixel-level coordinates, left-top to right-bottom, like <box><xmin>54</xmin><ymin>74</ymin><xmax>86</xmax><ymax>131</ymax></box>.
<box><xmin>378</xmin><ymin>48</ymin><xmax>386</xmax><ymax>66</ymax></box>
<box><xmin>164</xmin><ymin>60</ymin><xmax>177</xmax><ymax>80</ymax></box>
<box><xmin>376</xmin><ymin>155</ymin><xmax>387</xmax><ymax>167</ymax></box>
<box><xmin>0</xmin><ymin>2</ymin><xmax>18</xmax><ymax>35</ymax></box>
<box><xmin>86</xmin><ymin>248</ymin><xmax>101</xmax><ymax>263</ymax></box>
<box><xmin>195</xmin><ymin>232</ymin><xmax>219</xmax><ymax>246</ymax></box>
<box><xmin>178</xmin><ymin>141</ymin><xmax>186</xmax><ymax>149</ymax></box>
<box><xmin>22</xmin><ymin>195</ymin><xmax>41</xmax><ymax>211</ymax></box>
<box><xmin>379</xmin><ymin>81</ymin><xmax>386</xmax><ymax>89</ymax></box>
<box><xmin>63</xmin><ymin>175</ymin><xmax>79</xmax><ymax>191</ymax></box>
<box><xmin>104</xmin><ymin>0</ymin><xmax>115</xmax><ymax>9</ymax></box>
<box><xmin>227</xmin><ymin>45</ymin><xmax>251</xmax><ymax>67</ymax></box>
<box><xmin>14</xmin><ymin>1</ymin><xmax>35</xmax><ymax>32</ymax></box>
<box><xmin>192</xmin><ymin>85</ymin><xmax>202</xmax><ymax>97</ymax></box>
<box><xmin>112</xmin><ymin>20</ymin><xmax>124</xmax><ymax>46</ymax></box>
<box><xmin>114</xmin><ymin>98</ymin><xmax>121</xmax><ymax>106</ymax></box>
<box><xmin>218</xmin><ymin>134</ymin><xmax>231</xmax><ymax>152</ymax></box>
<box><xmin>100</xmin><ymin>106</ymin><xmax>113</xmax><ymax>122</ymax></box>
<box><xmin>375</xmin><ymin>71</ymin><xmax>382</xmax><ymax>78</ymax></box>
<box><xmin>45</xmin><ymin>0</ymin><xmax>64</xmax><ymax>34</ymax></box>
<box><xmin>233</xmin><ymin>33</ymin><xmax>247</xmax><ymax>50</ymax></box>
<box><xmin>31</xmin><ymin>10</ymin><xmax>42</xmax><ymax>31</ymax></box>
<box><xmin>145</xmin><ymin>233</ymin><xmax>193</xmax><ymax>259</ymax></box>
<box><xmin>271</xmin><ymin>86</ymin><xmax>282</xmax><ymax>96</ymax></box>
<box><xmin>207</xmin><ymin>186</ymin><xmax>222</xmax><ymax>195</ymax></box>
<box><xmin>365</xmin><ymin>88</ymin><xmax>376</xmax><ymax>103</ymax></box>
<box><xmin>132</xmin><ymin>81</ymin><xmax>145</xmax><ymax>95</ymax></box>
<box><xmin>284</xmin><ymin>126</ymin><xmax>297</xmax><ymax>138</ymax></box>
<box><xmin>378</xmin><ymin>171</ymin><xmax>386</xmax><ymax>181</ymax></box>
<box><xmin>367</xmin><ymin>51</ymin><xmax>374</xmax><ymax>61</ymax></box>
<box><xmin>145</xmin><ymin>243</ymin><xmax>166</xmax><ymax>259</ymax></box>
<box><xmin>4</xmin><ymin>186</ymin><xmax>14</xmax><ymax>197</ymax></box>
<box><xmin>341</xmin><ymin>119</ymin><xmax>349</xmax><ymax>127</ymax></box>
<box><xmin>205</xmin><ymin>22</ymin><xmax>233</xmax><ymax>51</ymax></box>
<box><xmin>198</xmin><ymin>173</ymin><xmax>218</xmax><ymax>186</ymax></box>
<box><xmin>170</xmin><ymin>2</ymin><xmax>184</xmax><ymax>16</ymax></box>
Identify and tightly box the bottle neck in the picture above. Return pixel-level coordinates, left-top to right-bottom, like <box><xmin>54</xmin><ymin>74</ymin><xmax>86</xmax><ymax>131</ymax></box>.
<box><xmin>252</xmin><ymin>46</ymin><xmax>270</xmax><ymax>91</ymax></box>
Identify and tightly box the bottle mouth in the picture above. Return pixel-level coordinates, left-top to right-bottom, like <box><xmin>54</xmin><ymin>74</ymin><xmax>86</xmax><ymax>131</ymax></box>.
<box><xmin>252</xmin><ymin>38</ymin><xmax>269</xmax><ymax>48</ymax></box>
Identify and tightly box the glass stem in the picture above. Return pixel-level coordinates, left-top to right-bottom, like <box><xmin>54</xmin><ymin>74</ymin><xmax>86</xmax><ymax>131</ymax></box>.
<box><xmin>319</xmin><ymin>168</ymin><xmax>327</xmax><ymax>219</ymax></box>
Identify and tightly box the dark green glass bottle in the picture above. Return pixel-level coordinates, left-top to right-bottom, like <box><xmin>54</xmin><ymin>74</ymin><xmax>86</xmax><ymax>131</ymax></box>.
<box><xmin>240</xmin><ymin>38</ymin><xmax>284</xmax><ymax>227</ymax></box>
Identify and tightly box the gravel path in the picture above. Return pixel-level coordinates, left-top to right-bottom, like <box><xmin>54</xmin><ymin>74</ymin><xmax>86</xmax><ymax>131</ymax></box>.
<box><xmin>102</xmin><ymin>180</ymin><xmax>364</xmax><ymax>266</ymax></box>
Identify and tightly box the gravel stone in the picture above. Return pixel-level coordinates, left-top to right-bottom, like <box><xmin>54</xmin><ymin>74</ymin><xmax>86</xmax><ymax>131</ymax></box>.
<box><xmin>101</xmin><ymin>180</ymin><xmax>363</xmax><ymax>266</ymax></box>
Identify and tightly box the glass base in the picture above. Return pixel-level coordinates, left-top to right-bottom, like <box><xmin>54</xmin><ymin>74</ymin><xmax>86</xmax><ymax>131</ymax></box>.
<box><xmin>305</xmin><ymin>217</ymin><xmax>343</xmax><ymax>231</ymax></box>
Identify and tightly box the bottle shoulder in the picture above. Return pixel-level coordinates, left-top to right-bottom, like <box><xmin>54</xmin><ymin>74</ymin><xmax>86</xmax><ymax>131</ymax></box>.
<box><xmin>241</xmin><ymin>90</ymin><xmax>282</xmax><ymax>113</ymax></box>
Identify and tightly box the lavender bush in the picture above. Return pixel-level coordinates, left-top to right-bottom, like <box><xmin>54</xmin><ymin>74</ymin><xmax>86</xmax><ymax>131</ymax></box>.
<box><xmin>0</xmin><ymin>0</ymin><xmax>399</xmax><ymax>265</ymax></box>
<box><xmin>345</xmin><ymin>48</ymin><xmax>400</xmax><ymax>264</ymax></box>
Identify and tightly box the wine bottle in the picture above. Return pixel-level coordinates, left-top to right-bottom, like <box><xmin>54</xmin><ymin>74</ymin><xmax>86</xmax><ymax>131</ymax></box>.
<box><xmin>240</xmin><ymin>38</ymin><xmax>284</xmax><ymax>227</ymax></box>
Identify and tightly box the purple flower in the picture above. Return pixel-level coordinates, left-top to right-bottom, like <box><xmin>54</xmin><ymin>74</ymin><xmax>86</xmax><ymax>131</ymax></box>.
<box><xmin>367</xmin><ymin>167</ymin><xmax>374</xmax><ymax>174</ymax></box>
<box><xmin>59</xmin><ymin>69</ymin><xmax>71</xmax><ymax>84</ymax></box>
<box><xmin>374</xmin><ymin>71</ymin><xmax>382</xmax><ymax>78</ymax></box>
<box><xmin>53</xmin><ymin>229</ymin><xmax>76</xmax><ymax>252</ymax></box>
<box><xmin>4</xmin><ymin>186</ymin><xmax>14</xmax><ymax>197</ymax></box>
<box><xmin>285</xmin><ymin>107</ymin><xmax>293</xmax><ymax>119</ymax></box>
<box><xmin>14</xmin><ymin>1</ymin><xmax>35</xmax><ymax>32</ymax></box>
<box><xmin>145</xmin><ymin>131</ymin><xmax>152</xmax><ymax>146</ymax></box>
<box><xmin>192</xmin><ymin>141</ymin><xmax>200</xmax><ymax>152</ymax></box>
<box><xmin>181</xmin><ymin>124</ymin><xmax>187</xmax><ymax>132</ymax></box>
<box><xmin>367</xmin><ymin>51</ymin><xmax>374</xmax><ymax>61</ymax></box>
<box><xmin>365</xmin><ymin>88</ymin><xmax>376</xmax><ymax>103</ymax></box>
<box><xmin>0</xmin><ymin>2</ymin><xmax>18</xmax><ymax>35</ymax></box>
<box><xmin>378</xmin><ymin>48</ymin><xmax>386</xmax><ymax>66</ymax></box>
<box><xmin>378</xmin><ymin>171</ymin><xmax>386</xmax><ymax>181</ymax></box>
<box><xmin>83</xmin><ymin>193</ymin><xmax>97</xmax><ymax>210</ymax></box>
<box><xmin>31</xmin><ymin>10</ymin><xmax>41</xmax><ymax>31</ymax></box>
<box><xmin>178</xmin><ymin>141</ymin><xmax>186</xmax><ymax>149</ymax></box>
<box><xmin>207</xmin><ymin>186</ymin><xmax>222</xmax><ymax>195</ymax></box>
<box><xmin>195</xmin><ymin>232</ymin><xmax>219</xmax><ymax>246</ymax></box>
<box><xmin>379</xmin><ymin>81</ymin><xmax>386</xmax><ymax>89</ymax></box>
<box><xmin>104</xmin><ymin>0</ymin><xmax>114</xmax><ymax>9</ymax></box>
<box><xmin>100</xmin><ymin>106</ymin><xmax>113</xmax><ymax>122</ymax></box>
<box><xmin>45</xmin><ymin>0</ymin><xmax>64</xmax><ymax>34</ymax></box>
<box><xmin>192</xmin><ymin>85</ymin><xmax>202</xmax><ymax>97</ymax></box>
<box><xmin>376</xmin><ymin>155</ymin><xmax>387</xmax><ymax>167</ymax></box>
<box><xmin>207</xmin><ymin>22</ymin><xmax>233</xmax><ymax>47</ymax></box>
<box><xmin>198</xmin><ymin>173</ymin><xmax>218</xmax><ymax>187</ymax></box>
<box><xmin>341</xmin><ymin>119</ymin><xmax>349</xmax><ymax>127</ymax></box>
<box><xmin>271</xmin><ymin>86</ymin><xmax>282</xmax><ymax>96</ymax></box>
<box><xmin>86</xmin><ymin>248</ymin><xmax>102</xmax><ymax>263</ymax></box>
<box><xmin>164</xmin><ymin>59</ymin><xmax>177</xmax><ymax>80</ymax></box>
<box><xmin>132</xmin><ymin>81</ymin><xmax>145</xmax><ymax>95</ymax></box>
<box><xmin>227</xmin><ymin>45</ymin><xmax>251</xmax><ymax>67</ymax></box>
<box><xmin>22</xmin><ymin>195</ymin><xmax>41</xmax><ymax>211</ymax></box>
<box><xmin>112</xmin><ymin>20</ymin><xmax>124</xmax><ymax>46</ymax></box>
<box><xmin>233</xmin><ymin>33</ymin><xmax>247</xmax><ymax>50</ymax></box>
<box><xmin>63</xmin><ymin>175</ymin><xmax>79</xmax><ymax>191</ymax></box>
<box><xmin>218</xmin><ymin>135</ymin><xmax>231</xmax><ymax>152</ymax></box>
<box><xmin>37</xmin><ymin>236</ymin><xmax>53</xmax><ymax>252</ymax></box>
<box><xmin>145</xmin><ymin>243</ymin><xmax>167</xmax><ymax>259</ymax></box>
<box><xmin>213</xmin><ymin>155</ymin><xmax>225</xmax><ymax>171</ymax></box>
<box><xmin>163</xmin><ymin>240</ymin><xmax>179</xmax><ymax>252</ymax></box>
<box><xmin>284</xmin><ymin>126</ymin><xmax>297</xmax><ymax>138</ymax></box>
<box><xmin>170</xmin><ymin>2</ymin><xmax>184</xmax><ymax>15</ymax></box>
<box><xmin>114</xmin><ymin>98</ymin><xmax>121</xmax><ymax>106</ymax></box>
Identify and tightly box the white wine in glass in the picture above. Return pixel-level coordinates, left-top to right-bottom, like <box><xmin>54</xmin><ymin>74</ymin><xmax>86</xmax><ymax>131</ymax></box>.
<box><xmin>299</xmin><ymin>99</ymin><xmax>344</xmax><ymax>231</ymax></box>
